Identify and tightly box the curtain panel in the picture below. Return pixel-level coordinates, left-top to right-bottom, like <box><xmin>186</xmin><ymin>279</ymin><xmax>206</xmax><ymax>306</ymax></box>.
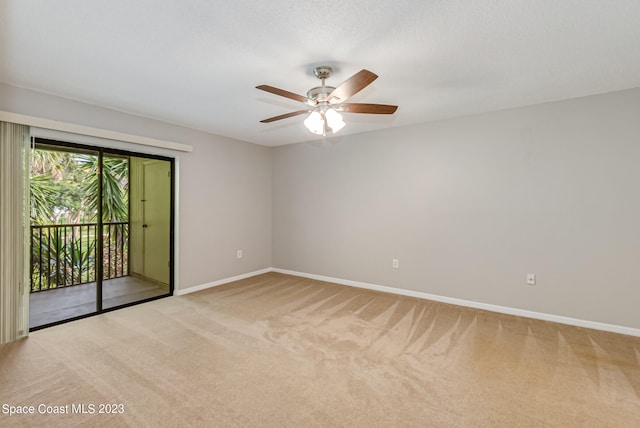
<box><xmin>0</xmin><ymin>121</ymin><xmax>30</xmax><ymax>344</ymax></box>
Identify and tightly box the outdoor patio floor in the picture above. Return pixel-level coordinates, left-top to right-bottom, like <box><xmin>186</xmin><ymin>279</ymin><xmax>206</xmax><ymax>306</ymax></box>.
<box><xmin>29</xmin><ymin>276</ymin><xmax>169</xmax><ymax>329</ymax></box>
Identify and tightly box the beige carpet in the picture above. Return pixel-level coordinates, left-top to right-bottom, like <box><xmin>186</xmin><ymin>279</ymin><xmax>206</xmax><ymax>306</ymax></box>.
<box><xmin>1</xmin><ymin>272</ymin><xmax>639</xmax><ymax>427</ymax></box>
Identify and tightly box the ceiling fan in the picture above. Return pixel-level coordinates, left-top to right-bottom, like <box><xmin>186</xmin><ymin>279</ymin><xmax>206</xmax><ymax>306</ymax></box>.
<box><xmin>256</xmin><ymin>66</ymin><xmax>398</xmax><ymax>136</ymax></box>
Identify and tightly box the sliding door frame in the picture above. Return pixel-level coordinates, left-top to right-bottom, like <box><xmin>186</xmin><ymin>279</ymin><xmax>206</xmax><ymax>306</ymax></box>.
<box><xmin>30</xmin><ymin>138</ymin><xmax>175</xmax><ymax>331</ymax></box>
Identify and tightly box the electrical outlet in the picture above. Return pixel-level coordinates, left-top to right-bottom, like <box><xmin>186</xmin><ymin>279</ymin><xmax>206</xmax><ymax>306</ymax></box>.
<box><xmin>237</xmin><ymin>250</ymin><xmax>243</xmax><ymax>259</ymax></box>
<box><xmin>526</xmin><ymin>273</ymin><xmax>536</xmax><ymax>285</ymax></box>
<box><xmin>393</xmin><ymin>259</ymin><xmax>399</xmax><ymax>269</ymax></box>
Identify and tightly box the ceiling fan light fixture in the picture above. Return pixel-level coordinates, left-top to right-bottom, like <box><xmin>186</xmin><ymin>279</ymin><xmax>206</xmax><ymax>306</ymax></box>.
<box><xmin>304</xmin><ymin>110</ymin><xmax>325</xmax><ymax>135</ymax></box>
<box><xmin>304</xmin><ymin>107</ymin><xmax>346</xmax><ymax>136</ymax></box>
<box><xmin>325</xmin><ymin>107</ymin><xmax>345</xmax><ymax>132</ymax></box>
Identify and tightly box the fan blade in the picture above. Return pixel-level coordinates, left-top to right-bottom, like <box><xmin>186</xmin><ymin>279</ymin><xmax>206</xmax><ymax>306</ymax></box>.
<box><xmin>328</xmin><ymin>69</ymin><xmax>378</xmax><ymax>103</ymax></box>
<box><xmin>341</xmin><ymin>103</ymin><xmax>398</xmax><ymax>114</ymax></box>
<box><xmin>256</xmin><ymin>85</ymin><xmax>309</xmax><ymax>104</ymax></box>
<box><xmin>260</xmin><ymin>110</ymin><xmax>309</xmax><ymax>123</ymax></box>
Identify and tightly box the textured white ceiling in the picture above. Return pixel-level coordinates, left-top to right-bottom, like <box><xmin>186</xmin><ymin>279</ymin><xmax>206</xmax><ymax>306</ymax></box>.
<box><xmin>1</xmin><ymin>0</ymin><xmax>639</xmax><ymax>146</ymax></box>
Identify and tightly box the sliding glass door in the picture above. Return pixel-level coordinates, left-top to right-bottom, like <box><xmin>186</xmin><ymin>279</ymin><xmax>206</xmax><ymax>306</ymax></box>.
<box><xmin>29</xmin><ymin>139</ymin><xmax>174</xmax><ymax>330</ymax></box>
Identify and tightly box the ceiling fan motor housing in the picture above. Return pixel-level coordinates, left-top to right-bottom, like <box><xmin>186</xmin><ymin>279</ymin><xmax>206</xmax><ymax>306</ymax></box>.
<box><xmin>307</xmin><ymin>86</ymin><xmax>336</xmax><ymax>103</ymax></box>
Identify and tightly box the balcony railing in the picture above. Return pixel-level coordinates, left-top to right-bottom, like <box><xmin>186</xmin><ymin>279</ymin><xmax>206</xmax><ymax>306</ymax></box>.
<box><xmin>30</xmin><ymin>222</ymin><xmax>129</xmax><ymax>293</ymax></box>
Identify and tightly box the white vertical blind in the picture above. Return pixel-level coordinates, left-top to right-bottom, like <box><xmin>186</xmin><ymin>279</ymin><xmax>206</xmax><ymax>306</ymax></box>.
<box><xmin>0</xmin><ymin>122</ymin><xmax>30</xmax><ymax>344</ymax></box>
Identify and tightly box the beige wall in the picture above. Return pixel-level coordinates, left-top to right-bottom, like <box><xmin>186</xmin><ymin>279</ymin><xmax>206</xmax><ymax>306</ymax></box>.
<box><xmin>0</xmin><ymin>83</ymin><xmax>272</xmax><ymax>292</ymax></box>
<box><xmin>272</xmin><ymin>88</ymin><xmax>640</xmax><ymax>329</ymax></box>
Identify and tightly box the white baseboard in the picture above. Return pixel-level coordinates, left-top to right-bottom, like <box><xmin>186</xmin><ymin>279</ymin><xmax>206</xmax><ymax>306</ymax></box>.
<box><xmin>271</xmin><ymin>268</ymin><xmax>640</xmax><ymax>338</ymax></box>
<box><xmin>176</xmin><ymin>267</ymin><xmax>640</xmax><ymax>337</ymax></box>
<box><xmin>174</xmin><ymin>268</ymin><xmax>272</xmax><ymax>296</ymax></box>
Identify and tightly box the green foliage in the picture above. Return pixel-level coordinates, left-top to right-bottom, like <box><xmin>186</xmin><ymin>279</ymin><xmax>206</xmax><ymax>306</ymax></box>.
<box><xmin>30</xmin><ymin>149</ymin><xmax>98</xmax><ymax>224</ymax></box>
<box><xmin>30</xmin><ymin>149</ymin><xmax>129</xmax><ymax>224</ymax></box>
<box><xmin>30</xmin><ymin>149</ymin><xmax>65</xmax><ymax>178</ymax></box>
<box><xmin>77</xmin><ymin>155</ymin><xmax>129</xmax><ymax>222</ymax></box>
<box><xmin>29</xmin><ymin>175</ymin><xmax>57</xmax><ymax>224</ymax></box>
<box><xmin>31</xmin><ymin>227</ymin><xmax>97</xmax><ymax>291</ymax></box>
<box><xmin>29</xmin><ymin>147</ymin><xmax>130</xmax><ymax>291</ymax></box>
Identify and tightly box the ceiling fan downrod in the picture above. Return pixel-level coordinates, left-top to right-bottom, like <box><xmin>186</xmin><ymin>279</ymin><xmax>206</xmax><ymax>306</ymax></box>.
<box><xmin>307</xmin><ymin>66</ymin><xmax>336</xmax><ymax>104</ymax></box>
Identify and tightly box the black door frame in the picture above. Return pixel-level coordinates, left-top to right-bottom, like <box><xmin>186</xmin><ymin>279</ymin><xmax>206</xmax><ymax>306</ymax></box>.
<box><xmin>29</xmin><ymin>138</ymin><xmax>175</xmax><ymax>331</ymax></box>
